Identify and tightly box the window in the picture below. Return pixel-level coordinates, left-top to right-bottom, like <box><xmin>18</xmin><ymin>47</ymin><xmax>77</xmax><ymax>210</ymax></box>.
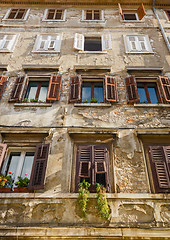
<box><xmin>124</xmin><ymin>35</ymin><xmax>153</xmax><ymax>53</ymax></box>
<box><xmin>33</xmin><ymin>35</ymin><xmax>62</xmax><ymax>53</ymax></box>
<box><xmin>165</xmin><ymin>10</ymin><xmax>170</xmax><ymax>21</ymax></box>
<box><xmin>118</xmin><ymin>3</ymin><xmax>145</xmax><ymax>21</ymax></box>
<box><xmin>82</xmin><ymin>10</ymin><xmax>104</xmax><ymax>21</ymax></box>
<box><xmin>69</xmin><ymin>75</ymin><xmax>118</xmax><ymax>103</ymax></box>
<box><xmin>125</xmin><ymin>76</ymin><xmax>170</xmax><ymax>104</ymax></box>
<box><xmin>3</xmin><ymin>8</ymin><xmax>29</xmax><ymax>20</ymax></box>
<box><xmin>0</xmin><ymin>34</ymin><xmax>17</xmax><ymax>52</ymax></box>
<box><xmin>0</xmin><ymin>75</ymin><xmax>7</xmax><ymax>100</ymax></box>
<box><xmin>43</xmin><ymin>9</ymin><xmax>66</xmax><ymax>21</ymax></box>
<box><xmin>74</xmin><ymin>33</ymin><xmax>112</xmax><ymax>52</ymax></box>
<box><xmin>9</xmin><ymin>75</ymin><xmax>62</xmax><ymax>103</ymax></box>
<box><xmin>75</xmin><ymin>145</ymin><xmax>110</xmax><ymax>192</ymax></box>
<box><xmin>0</xmin><ymin>143</ymin><xmax>50</xmax><ymax>190</ymax></box>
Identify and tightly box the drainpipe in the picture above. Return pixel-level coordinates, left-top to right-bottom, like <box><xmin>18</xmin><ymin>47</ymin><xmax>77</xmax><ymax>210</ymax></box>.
<box><xmin>152</xmin><ymin>0</ymin><xmax>170</xmax><ymax>52</ymax></box>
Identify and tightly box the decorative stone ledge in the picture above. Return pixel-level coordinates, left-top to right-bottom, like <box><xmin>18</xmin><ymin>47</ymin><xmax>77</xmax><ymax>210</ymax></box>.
<box><xmin>74</xmin><ymin>103</ymin><xmax>112</xmax><ymax>107</ymax></box>
<box><xmin>134</xmin><ymin>103</ymin><xmax>170</xmax><ymax>107</ymax></box>
<box><xmin>14</xmin><ymin>103</ymin><xmax>52</xmax><ymax>107</ymax></box>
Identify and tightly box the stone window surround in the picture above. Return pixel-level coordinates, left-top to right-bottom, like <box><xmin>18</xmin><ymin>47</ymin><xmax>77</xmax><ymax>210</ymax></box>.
<box><xmin>42</xmin><ymin>9</ymin><xmax>67</xmax><ymax>21</ymax></box>
<box><xmin>2</xmin><ymin>8</ymin><xmax>30</xmax><ymax>21</ymax></box>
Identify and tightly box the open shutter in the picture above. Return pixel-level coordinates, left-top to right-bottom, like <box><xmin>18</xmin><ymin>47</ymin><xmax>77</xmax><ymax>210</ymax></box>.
<box><xmin>125</xmin><ymin>76</ymin><xmax>139</xmax><ymax>103</ymax></box>
<box><xmin>74</xmin><ymin>33</ymin><xmax>84</xmax><ymax>51</ymax></box>
<box><xmin>94</xmin><ymin>146</ymin><xmax>110</xmax><ymax>192</ymax></box>
<box><xmin>47</xmin><ymin>75</ymin><xmax>62</xmax><ymax>101</ymax></box>
<box><xmin>75</xmin><ymin>145</ymin><xmax>91</xmax><ymax>192</ymax></box>
<box><xmin>0</xmin><ymin>76</ymin><xmax>7</xmax><ymax>99</ymax></box>
<box><xmin>137</xmin><ymin>3</ymin><xmax>146</xmax><ymax>20</ymax></box>
<box><xmin>149</xmin><ymin>146</ymin><xmax>170</xmax><ymax>193</ymax></box>
<box><xmin>9</xmin><ymin>76</ymin><xmax>26</xmax><ymax>102</ymax></box>
<box><xmin>0</xmin><ymin>143</ymin><xmax>7</xmax><ymax>170</ymax></box>
<box><xmin>159</xmin><ymin>76</ymin><xmax>170</xmax><ymax>103</ymax></box>
<box><xmin>102</xmin><ymin>34</ymin><xmax>112</xmax><ymax>51</ymax></box>
<box><xmin>118</xmin><ymin>3</ymin><xmax>123</xmax><ymax>19</ymax></box>
<box><xmin>105</xmin><ymin>76</ymin><xmax>118</xmax><ymax>102</ymax></box>
<box><xmin>29</xmin><ymin>144</ymin><xmax>50</xmax><ymax>190</ymax></box>
<box><xmin>69</xmin><ymin>75</ymin><xmax>82</xmax><ymax>103</ymax></box>
<box><xmin>164</xmin><ymin>146</ymin><xmax>170</xmax><ymax>176</ymax></box>
<box><xmin>54</xmin><ymin>35</ymin><xmax>62</xmax><ymax>52</ymax></box>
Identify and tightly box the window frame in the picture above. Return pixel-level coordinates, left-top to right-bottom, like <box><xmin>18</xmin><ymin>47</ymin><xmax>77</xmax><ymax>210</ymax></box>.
<box><xmin>123</xmin><ymin>12</ymin><xmax>139</xmax><ymax>21</ymax></box>
<box><xmin>3</xmin><ymin>8</ymin><xmax>30</xmax><ymax>21</ymax></box>
<box><xmin>0</xmin><ymin>34</ymin><xmax>18</xmax><ymax>52</ymax></box>
<box><xmin>42</xmin><ymin>9</ymin><xmax>66</xmax><ymax>21</ymax></box>
<box><xmin>164</xmin><ymin>10</ymin><xmax>170</xmax><ymax>21</ymax></box>
<box><xmin>82</xmin><ymin>9</ymin><xmax>104</xmax><ymax>21</ymax></box>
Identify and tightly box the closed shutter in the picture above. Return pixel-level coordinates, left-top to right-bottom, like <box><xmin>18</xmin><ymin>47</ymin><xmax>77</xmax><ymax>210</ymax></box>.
<box><xmin>118</xmin><ymin>3</ymin><xmax>123</xmax><ymax>19</ymax></box>
<box><xmin>69</xmin><ymin>75</ymin><xmax>82</xmax><ymax>103</ymax></box>
<box><xmin>125</xmin><ymin>76</ymin><xmax>139</xmax><ymax>103</ymax></box>
<box><xmin>47</xmin><ymin>75</ymin><xmax>62</xmax><ymax>101</ymax></box>
<box><xmin>29</xmin><ymin>144</ymin><xmax>50</xmax><ymax>190</ymax></box>
<box><xmin>0</xmin><ymin>144</ymin><xmax>7</xmax><ymax>170</ymax></box>
<box><xmin>159</xmin><ymin>76</ymin><xmax>170</xmax><ymax>103</ymax></box>
<box><xmin>164</xmin><ymin>146</ymin><xmax>170</xmax><ymax>176</ymax></box>
<box><xmin>0</xmin><ymin>76</ymin><xmax>7</xmax><ymax>99</ymax></box>
<box><xmin>8</xmin><ymin>76</ymin><xmax>26</xmax><ymax>102</ymax></box>
<box><xmin>137</xmin><ymin>3</ymin><xmax>146</xmax><ymax>20</ymax></box>
<box><xmin>102</xmin><ymin>34</ymin><xmax>112</xmax><ymax>50</ymax></box>
<box><xmin>149</xmin><ymin>146</ymin><xmax>170</xmax><ymax>193</ymax></box>
<box><xmin>105</xmin><ymin>76</ymin><xmax>118</xmax><ymax>102</ymax></box>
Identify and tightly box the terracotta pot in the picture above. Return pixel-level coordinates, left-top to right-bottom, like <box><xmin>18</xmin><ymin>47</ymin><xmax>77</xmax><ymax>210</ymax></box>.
<box><xmin>14</xmin><ymin>187</ymin><xmax>28</xmax><ymax>192</ymax></box>
<box><xmin>0</xmin><ymin>187</ymin><xmax>11</xmax><ymax>192</ymax></box>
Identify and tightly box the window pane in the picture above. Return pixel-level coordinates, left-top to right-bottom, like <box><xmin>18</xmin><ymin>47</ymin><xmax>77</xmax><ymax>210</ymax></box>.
<box><xmin>148</xmin><ymin>83</ymin><xmax>158</xmax><ymax>103</ymax></box>
<box><xmin>16</xmin><ymin>9</ymin><xmax>25</xmax><ymax>19</ymax></box>
<box><xmin>26</xmin><ymin>82</ymin><xmax>38</xmax><ymax>101</ymax></box>
<box><xmin>47</xmin><ymin>9</ymin><xmax>55</xmax><ymax>19</ymax></box>
<box><xmin>38</xmin><ymin>82</ymin><xmax>49</xmax><ymax>102</ymax></box>
<box><xmin>137</xmin><ymin>83</ymin><xmax>147</xmax><ymax>103</ymax></box>
<box><xmin>96</xmin><ymin>173</ymin><xmax>106</xmax><ymax>187</ymax></box>
<box><xmin>21</xmin><ymin>152</ymin><xmax>34</xmax><ymax>179</ymax></box>
<box><xmin>82</xmin><ymin>82</ymin><xmax>91</xmax><ymax>102</ymax></box>
<box><xmin>123</xmin><ymin>13</ymin><xmax>137</xmax><ymax>20</ymax></box>
<box><xmin>6</xmin><ymin>152</ymin><xmax>21</xmax><ymax>178</ymax></box>
<box><xmin>94</xmin><ymin>82</ymin><xmax>103</xmax><ymax>103</ymax></box>
<box><xmin>84</xmin><ymin>38</ymin><xmax>102</xmax><ymax>51</ymax></box>
<box><xmin>8</xmin><ymin>9</ymin><xmax>17</xmax><ymax>19</ymax></box>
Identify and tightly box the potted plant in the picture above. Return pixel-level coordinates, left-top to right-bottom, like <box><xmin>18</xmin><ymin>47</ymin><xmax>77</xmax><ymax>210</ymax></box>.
<box><xmin>0</xmin><ymin>174</ymin><xmax>12</xmax><ymax>192</ymax></box>
<box><xmin>90</xmin><ymin>98</ymin><xmax>98</xmax><ymax>103</ymax></box>
<box><xmin>14</xmin><ymin>174</ymin><xmax>30</xmax><ymax>192</ymax></box>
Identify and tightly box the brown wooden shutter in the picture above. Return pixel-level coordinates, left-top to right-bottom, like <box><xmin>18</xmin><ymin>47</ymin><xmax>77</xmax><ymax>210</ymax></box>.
<box><xmin>125</xmin><ymin>76</ymin><xmax>139</xmax><ymax>103</ymax></box>
<box><xmin>69</xmin><ymin>75</ymin><xmax>82</xmax><ymax>103</ymax></box>
<box><xmin>105</xmin><ymin>76</ymin><xmax>118</xmax><ymax>102</ymax></box>
<box><xmin>9</xmin><ymin>76</ymin><xmax>25</xmax><ymax>102</ymax></box>
<box><xmin>47</xmin><ymin>75</ymin><xmax>62</xmax><ymax>101</ymax></box>
<box><xmin>137</xmin><ymin>3</ymin><xmax>146</xmax><ymax>20</ymax></box>
<box><xmin>0</xmin><ymin>143</ymin><xmax>7</xmax><ymax>170</ymax></box>
<box><xmin>0</xmin><ymin>76</ymin><xmax>7</xmax><ymax>100</ymax></box>
<box><xmin>118</xmin><ymin>3</ymin><xmax>123</xmax><ymax>19</ymax></box>
<box><xmin>159</xmin><ymin>76</ymin><xmax>170</xmax><ymax>103</ymax></box>
<box><xmin>75</xmin><ymin>145</ymin><xmax>91</xmax><ymax>192</ymax></box>
<box><xmin>28</xmin><ymin>144</ymin><xmax>50</xmax><ymax>190</ymax></box>
<box><xmin>149</xmin><ymin>146</ymin><xmax>170</xmax><ymax>193</ymax></box>
<box><xmin>164</xmin><ymin>146</ymin><xmax>170</xmax><ymax>176</ymax></box>
<box><xmin>94</xmin><ymin>146</ymin><xmax>110</xmax><ymax>192</ymax></box>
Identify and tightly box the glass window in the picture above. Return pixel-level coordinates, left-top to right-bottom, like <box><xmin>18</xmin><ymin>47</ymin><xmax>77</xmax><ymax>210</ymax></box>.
<box><xmin>26</xmin><ymin>81</ymin><xmax>49</xmax><ymax>102</ymax></box>
<box><xmin>46</xmin><ymin>9</ymin><xmax>63</xmax><ymax>20</ymax></box>
<box><xmin>137</xmin><ymin>82</ymin><xmax>159</xmax><ymax>103</ymax></box>
<box><xmin>7</xmin><ymin>9</ymin><xmax>27</xmax><ymax>19</ymax></box>
<box><xmin>123</xmin><ymin>13</ymin><xmax>137</xmax><ymax>20</ymax></box>
<box><xmin>85</xmin><ymin>10</ymin><xmax>100</xmax><ymax>20</ymax></box>
<box><xmin>84</xmin><ymin>37</ymin><xmax>102</xmax><ymax>51</ymax></box>
<box><xmin>82</xmin><ymin>82</ymin><xmax>103</xmax><ymax>103</ymax></box>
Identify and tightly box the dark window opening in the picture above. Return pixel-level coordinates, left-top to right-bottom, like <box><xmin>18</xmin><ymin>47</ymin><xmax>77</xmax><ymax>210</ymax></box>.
<box><xmin>26</xmin><ymin>81</ymin><xmax>49</xmax><ymax>102</ymax></box>
<box><xmin>82</xmin><ymin>81</ymin><xmax>104</xmax><ymax>103</ymax></box>
<box><xmin>96</xmin><ymin>173</ymin><xmax>106</xmax><ymax>187</ymax></box>
<box><xmin>137</xmin><ymin>82</ymin><xmax>160</xmax><ymax>104</ymax></box>
<box><xmin>166</xmin><ymin>10</ymin><xmax>170</xmax><ymax>20</ymax></box>
<box><xmin>46</xmin><ymin>9</ymin><xmax>63</xmax><ymax>20</ymax></box>
<box><xmin>84</xmin><ymin>37</ymin><xmax>102</xmax><ymax>51</ymax></box>
<box><xmin>123</xmin><ymin>13</ymin><xmax>137</xmax><ymax>20</ymax></box>
<box><xmin>85</xmin><ymin>10</ymin><xmax>100</xmax><ymax>20</ymax></box>
<box><xmin>7</xmin><ymin>9</ymin><xmax>26</xmax><ymax>19</ymax></box>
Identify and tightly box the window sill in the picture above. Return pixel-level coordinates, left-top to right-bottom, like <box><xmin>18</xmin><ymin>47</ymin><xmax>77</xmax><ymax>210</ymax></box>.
<box><xmin>120</xmin><ymin>20</ymin><xmax>143</xmax><ymax>23</ymax></box>
<box><xmin>80</xmin><ymin>20</ymin><xmax>105</xmax><ymax>23</ymax></box>
<box><xmin>32</xmin><ymin>51</ymin><xmax>60</xmax><ymax>53</ymax></box>
<box><xmin>42</xmin><ymin>19</ymin><xmax>66</xmax><ymax>22</ymax></box>
<box><xmin>126</xmin><ymin>51</ymin><xmax>154</xmax><ymax>54</ymax></box>
<box><xmin>78</xmin><ymin>51</ymin><xmax>107</xmax><ymax>54</ymax></box>
<box><xmin>74</xmin><ymin>103</ymin><xmax>111</xmax><ymax>107</ymax></box>
<box><xmin>14</xmin><ymin>103</ymin><xmax>52</xmax><ymax>107</ymax></box>
<box><xmin>134</xmin><ymin>103</ymin><xmax>170</xmax><ymax>107</ymax></box>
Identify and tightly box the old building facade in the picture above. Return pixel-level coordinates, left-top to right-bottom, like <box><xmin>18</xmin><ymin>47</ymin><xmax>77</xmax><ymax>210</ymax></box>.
<box><xmin>0</xmin><ymin>0</ymin><xmax>170</xmax><ymax>239</ymax></box>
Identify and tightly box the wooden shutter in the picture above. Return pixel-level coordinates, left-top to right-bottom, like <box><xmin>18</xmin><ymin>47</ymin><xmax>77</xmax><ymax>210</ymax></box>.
<box><xmin>149</xmin><ymin>146</ymin><xmax>170</xmax><ymax>193</ymax></box>
<box><xmin>105</xmin><ymin>76</ymin><xmax>118</xmax><ymax>102</ymax></box>
<box><xmin>9</xmin><ymin>76</ymin><xmax>26</xmax><ymax>102</ymax></box>
<box><xmin>159</xmin><ymin>76</ymin><xmax>170</xmax><ymax>103</ymax></box>
<box><xmin>0</xmin><ymin>76</ymin><xmax>7</xmax><ymax>99</ymax></box>
<box><xmin>94</xmin><ymin>146</ymin><xmax>110</xmax><ymax>192</ymax></box>
<box><xmin>69</xmin><ymin>75</ymin><xmax>82</xmax><ymax>103</ymax></box>
<box><xmin>137</xmin><ymin>3</ymin><xmax>146</xmax><ymax>20</ymax></box>
<box><xmin>118</xmin><ymin>3</ymin><xmax>123</xmax><ymax>19</ymax></box>
<box><xmin>125</xmin><ymin>76</ymin><xmax>139</xmax><ymax>103</ymax></box>
<box><xmin>29</xmin><ymin>144</ymin><xmax>50</xmax><ymax>190</ymax></box>
<box><xmin>47</xmin><ymin>75</ymin><xmax>62</xmax><ymax>101</ymax></box>
<box><xmin>0</xmin><ymin>143</ymin><xmax>7</xmax><ymax>170</ymax></box>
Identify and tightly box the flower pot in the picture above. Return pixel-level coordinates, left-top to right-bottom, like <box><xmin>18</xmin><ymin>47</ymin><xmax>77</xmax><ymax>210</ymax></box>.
<box><xmin>0</xmin><ymin>187</ymin><xmax>11</xmax><ymax>192</ymax></box>
<box><xmin>14</xmin><ymin>187</ymin><xmax>28</xmax><ymax>192</ymax></box>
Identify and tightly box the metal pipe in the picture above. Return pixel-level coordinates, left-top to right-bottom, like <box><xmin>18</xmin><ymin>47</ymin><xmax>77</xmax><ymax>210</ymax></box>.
<box><xmin>152</xmin><ymin>0</ymin><xmax>170</xmax><ymax>52</ymax></box>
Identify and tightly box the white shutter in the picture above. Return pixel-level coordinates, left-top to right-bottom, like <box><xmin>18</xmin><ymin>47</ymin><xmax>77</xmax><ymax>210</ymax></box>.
<box><xmin>54</xmin><ymin>35</ymin><xmax>62</xmax><ymax>52</ymax></box>
<box><xmin>127</xmin><ymin>36</ymin><xmax>138</xmax><ymax>51</ymax></box>
<box><xmin>101</xmin><ymin>10</ymin><xmax>104</xmax><ymax>21</ymax></box>
<box><xmin>7</xmin><ymin>35</ymin><xmax>17</xmax><ymax>51</ymax></box>
<box><xmin>74</xmin><ymin>33</ymin><xmax>84</xmax><ymax>51</ymax></box>
<box><xmin>0</xmin><ymin>35</ymin><xmax>17</xmax><ymax>51</ymax></box>
<box><xmin>138</xmin><ymin>36</ymin><xmax>147</xmax><ymax>51</ymax></box>
<box><xmin>45</xmin><ymin>36</ymin><xmax>51</xmax><ymax>50</ymax></box>
<box><xmin>0</xmin><ymin>35</ymin><xmax>6</xmax><ymax>49</ymax></box>
<box><xmin>102</xmin><ymin>34</ymin><xmax>112</xmax><ymax>50</ymax></box>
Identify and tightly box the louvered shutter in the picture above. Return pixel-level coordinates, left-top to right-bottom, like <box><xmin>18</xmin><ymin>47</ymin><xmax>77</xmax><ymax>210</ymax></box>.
<box><xmin>47</xmin><ymin>75</ymin><xmax>62</xmax><ymax>101</ymax></box>
<box><xmin>137</xmin><ymin>3</ymin><xmax>146</xmax><ymax>20</ymax></box>
<box><xmin>75</xmin><ymin>145</ymin><xmax>91</xmax><ymax>192</ymax></box>
<box><xmin>0</xmin><ymin>144</ymin><xmax>7</xmax><ymax>170</ymax></box>
<box><xmin>125</xmin><ymin>76</ymin><xmax>139</xmax><ymax>103</ymax></box>
<box><xmin>102</xmin><ymin>34</ymin><xmax>112</xmax><ymax>50</ymax></box>
<box><xmin>94</xmin><ymin>146</ymin><xmax>110</xmax><ymax>192</ymax></box>
<box><xmin>159</xmin><ymin>76</ymin><xmax>170</xmax><ymax>103</ymax></box>
<box><xmin>9</xmin><ymin>76</ymin><xmax>26</xmax><ymax>102</ymax></box>
<box><xmin>105</xmin><ymin>76</ymin><xmax>118</xmax><ymax>102</ymax></box>
<box><xmin>164</xmin><ymin>146</ymin><xmax>170</xmax><ymax>176</ymax></box>
<box><xmin>69</xmin><ymin>75</ymin><xmax>82</xmax><ymax>103</ymax></box>
<box><xmin>28</xmin><ymin>144</ymin><xmax>50</xmax><ymax>190</ymax></box>
<box><xmin>118</xmin><ymin>3</ymin><xmax>123</xmax><ymax>19</ymax></box>
<box><xmin>149</xmin><ymin>146</ymin><xmax>170</xmax><ymax>193</ymax></box>
<box><xmin>0</xmin><ymin>76</ymin><xmax>7</xmax><ymax>99</ymax></box>
<box><xmin>74</xmin><ymin>33</ymin><xmax>84</xmax><ymax>51</ymax></box>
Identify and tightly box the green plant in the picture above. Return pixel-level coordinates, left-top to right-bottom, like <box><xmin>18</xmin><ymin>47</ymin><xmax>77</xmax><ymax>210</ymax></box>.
<box><xmin>141</xmin><ymin>100</ymin><xmax>149</xmax><ymax>104</ymax></box>
<box><xmin>77</xmin><ymin>180</ymin><xmax>91</xmax><ymax>218</ymax></box>
<box><xmin>15</xmin><ymin>175</ymin><xmax>30</xmax><ymax>188</ymax></box>
<box><xmin>0</xmin><ymin>174</ymin><xmax>12</xmax><ymax>188</ymax></box>
<box><xmin>30</xmin><ymin>98</ymin><xmax>38</xmax><ymax>102</ymax></box>
<box><xmin>22</xmin><ymin>98</ymin><xmax>28</xmax><ymax>103</ymax></box>
<box><xmin>90</xmin><ymin>98</ymin><xmax>98</xmax><ymax>103</ymax></box>
<box><xmin>96</xmin><ymin>183</ymin><xmax>111</xmax><ymax>220</ymax></box>
<box><xmin>83</xmin><ymin>99</ymin><xmax>88</xmax><ymax>103</ymax></box>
